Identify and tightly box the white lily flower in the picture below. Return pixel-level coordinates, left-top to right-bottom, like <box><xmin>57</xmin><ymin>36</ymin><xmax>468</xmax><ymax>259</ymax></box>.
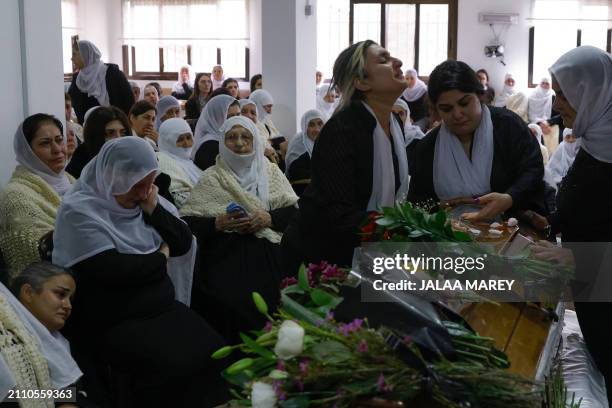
<box><xmin>251</xmin><ymin>382</ymin><xmax>277</xmax><ymax>408</ymax></box>
<box><xmin>274</xmin><ymin>320</ymin><xmax>305</xmax><ymax>360</ymax></box>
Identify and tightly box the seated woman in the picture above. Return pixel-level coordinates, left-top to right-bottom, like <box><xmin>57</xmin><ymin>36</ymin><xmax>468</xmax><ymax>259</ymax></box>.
<box><xmin>283</xmin><ymin>40</ymin><xmax>410</xmax><ymax>268</ymax></box>
<box><xmin>158</xmin><ymin>118</ymin><xmax>203</xmax><ymax>208</ymax></box>
<box><xmin>407</xmin><ymin>60</ymin><xmax>546</xmax><ymax>222</ymax></box>
<box><xmin>285</xmin><ymin>109</ymin><xmax>324</xmax><ymax>196</ymax></box>
<box><xmin>401</xmin><ymin>68</ymin><xmax>429</xmax><ymax>132</ymax></box>
<box><xmin>143</xmin><ymin>83</ymin><xmax>160</xmax><ymax>107</ymax></box>
<box><xmin>171</xmin><ymin>65</ymin><xmax>194</xmax><ymax>100</ymax></box>
<box><xmin>211</xmin><ymin>65</ymin><xmax>225</xmax><ymax>90</ymax></box>
<box><xmin>528</xmin><ymin>123</ymin><xmax>550</xmax><ymax>165</ymax></box>
<box><xmin>1</xmin><ymin>263</ymin><xmax>81</xmax><ymax>407</ymax></box>
<box><xmin>52</xmin><ymin>136</ymin><xmax>227</xmax><ymax>407</ymax></box>
<box><xmin>240</xmin><ymin>99</ymin><xmax>279</xmax><ymax>164</ymax></box>
<box><xmin>192</xmin><ymin>94</ymin><xmax>240</xmax><ymax>171</ymax></box>
<box><xmin>392</xmin><ymin>98</ymin><xmax>425</xmax><ymax>146</ymax></box>
<box><xmin>129</xmin><ymin>100</ymin><xmax>159</xmax><ymax>151</ymax></box>
<box><xmin>528</xmin><ymin>77</ymin><xmax>559</xmax><ymax>154</ymax></box>
<box><xmin>494</xmin><ymin>73</ymin><xmax>516</xmax><ymax>108</ymax></box>
<box><xmin>222</xmin><ymin>78</ymin><xmax>240</xmax><ymax>99</ymax></box>
<box><xmin>68</xmin><ymin>40</ymin><xmax>134</xmax><ymax>124</ymax></box>
<box><xmin>476</xmin><ymin>69</ymin><xmax>496</xmax><ymax>106</ymax></box>
<box><xmin>0</xmin><ymin>114</ymin><xmax>74</xmax><ymax>280</ymax></box>
<box><xmin>250</xmin><ymin>74</ymin><xmax>263</xmax><ymax>93</ymax></box>
<box><xmin>249</xmin><ymin>89</ymin><xmax>283</xmax><ymax>145</ymax></box>
<box><xmin>181</xmin><ymin>116</ymin><xmax>298</xmax><ymax>344</ymax></box>
<box><xmin>185</xmin><ymin>72</ymin><xmax>213</xmax><ymax>121</ymax></box>
<box><xmin>155</xmin><ymin>95</ymin><xmax>181</xmax><ymax>130</ymax></box>
<box><xmin>66</xmin><ymin>106</ymin><xmax>129</xmax><ymax>178</ymax></box>
<box><xmin>129</xmin><ymin>80</ymin><xmax>141</xmax><ymax>101</ymax></box>
<box><xmin>316</xmin><ymin>84</ymin><xmax>338</xmax><ymax>121</ymax></box>
<box><xmin>544</xmin><ymin>128</ymin><xmax>579</xmax><ymax>191</ymax></box>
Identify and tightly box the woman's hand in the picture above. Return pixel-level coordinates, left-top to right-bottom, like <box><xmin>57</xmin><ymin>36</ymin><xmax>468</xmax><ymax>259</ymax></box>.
<box><xmin>531</xmin><ymin>240</ymin><xmax>575</xmax><ymax>268</ymax></box>
<box><xmin>524</xmin><ymin>210</ymin><xmax>550</xmax><ymax>232</ymax></box>
<box><xmin>139</xmin><ymin>184</ymin><xmax>159</xmax><ymax>215</ymax></box>
<box><xmin>264</xmin><ymin>147</ymin><xmax>278</xmax><ymax>164</ymax></box>
<box><xmin>247</xmin><ymin>209</ymin><xmax>272</xmax><ymax>233</ymax></box>
<box><xmin>159</xmin><ymin>242</ymin><xmax>170</xmax><ymax>260</ymax></box>
<box><xmin>461</xmin><ymin>192</ymin><xmax>513</xmax><ymax>222</ymax></box>
<box><xmin>143</xmin><ymin>126</ymin><xmax>159</xmax><ymax>143</ymax></box>
<box><xmin>215</xmin><ymin>213</ymin><xmax>251</xmax><ymax>232</ymax></box>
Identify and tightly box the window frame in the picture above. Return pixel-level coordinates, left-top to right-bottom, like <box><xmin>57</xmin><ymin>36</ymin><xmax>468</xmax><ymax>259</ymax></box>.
<box><xmin>348</xmin><ymin>0</ymin><xmax>458</xmax><ymax>76</ymax></box>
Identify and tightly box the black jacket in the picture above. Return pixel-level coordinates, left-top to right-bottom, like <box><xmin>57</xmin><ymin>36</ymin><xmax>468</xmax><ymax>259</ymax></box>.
<box><xmin>69</xmin><ymin>63</ymin><xmax>135</xmax><ymax>124</ymax></box>
<box><xmin>407</xmin><ymin>106</ymin><xmax>547</xmax><ymax>215</ymax></box>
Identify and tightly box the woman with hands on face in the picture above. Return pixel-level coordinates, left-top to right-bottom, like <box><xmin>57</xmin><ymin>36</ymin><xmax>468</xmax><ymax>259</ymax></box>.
<box><xmin>181</xmin><ymin>115</ymin><xmax>298</xmax><ymax>344</ymax></box>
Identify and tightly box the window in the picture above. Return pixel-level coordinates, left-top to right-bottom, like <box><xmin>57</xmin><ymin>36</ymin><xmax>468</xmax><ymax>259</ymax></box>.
<box><xmin>528</xmin><ymin>0</ymin><xmax>610</xmax><ymax>87</ymax></box>
<box><xmin>122</xmin><ymin>0</ymin><xmax>249</xmax><ymax>80</ymax></box>
<box><xmin>316</xmin><ymin>0</ymin><xmax>350</xmax><ymax>79</ymax></box>
<box><xmin>61</xmin><ymin>0</ymin><xmax>79</xmax><ymax>79</ymax></box>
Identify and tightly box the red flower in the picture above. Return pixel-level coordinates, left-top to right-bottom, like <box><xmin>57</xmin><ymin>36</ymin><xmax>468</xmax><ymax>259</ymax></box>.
<box><xmin>280</xmin><ymin>277</ymin><xmax>298</xmax><ymax>289</ymax></box>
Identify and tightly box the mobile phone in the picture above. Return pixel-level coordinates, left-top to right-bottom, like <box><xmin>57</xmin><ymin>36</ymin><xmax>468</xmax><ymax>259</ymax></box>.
<box><xmin>226</xmin><ymin>202</ymin><xmax>247</xmax><ymax>218</ymax></box>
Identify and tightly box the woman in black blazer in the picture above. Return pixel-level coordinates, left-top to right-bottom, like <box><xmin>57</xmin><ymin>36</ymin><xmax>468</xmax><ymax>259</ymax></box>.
<box><xmin>68</xmin><ymin>40</ymin><xmax>135</xmax><ymax>124</ymax></box>
<box><xmin>283</xmin><ymin>40</ymin><xmax>410</xmax><ymax>268</ymax></box>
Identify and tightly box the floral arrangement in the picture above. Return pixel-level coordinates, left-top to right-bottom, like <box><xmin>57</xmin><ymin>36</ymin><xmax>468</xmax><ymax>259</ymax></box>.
<box><xmin>212</xmin><ymin>262</ymin><xmax>543</xmax><ymax>408</ymax></box>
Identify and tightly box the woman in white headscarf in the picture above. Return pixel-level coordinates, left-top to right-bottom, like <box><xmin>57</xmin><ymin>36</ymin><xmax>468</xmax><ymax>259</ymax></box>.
<box><xmin>528</xmin><ymin>77</ymin><xmax>555</xmax><ymax>124</ymax></box>
<box><xmin>211</xmin><ymin>65</ymin><xmax>226</xmax><ymax>90</ymax></box>
<box><xmin>392</xmin><ymin>98</ymin><xmax>425</xmax><ymax>146</ymax></box>
<box><xmin>157</xmin><ymin>118</ymin><xmax>203</xmax><ymax>208</ymax></box>
<box><xmin>408</xmin><ymin>60</ymin><xmax>546</xmax><ymax>223</ymax></box>
<box><xmin>155</xmin><ymin>95</ymin><xmax>181</xmax><ymax>130</ymax></box>
<box><xmin>171</xmin><ymin>64</ymin><xmax>194</xmax><ymax>100</ymax></box>
<box><xmin>68</xmin><ymin>40</ymin><xmax>134</xmax><ymax>124</ymax></box>
<box><xmin>192</xmin><ymin>94</ymin><xmax>240</xmax><ymax>171</ymax></box>
<box><xmin>401</xmin><ymin>68</ymin><xmax>430</xmax><ymax>131</ymax></box>
<box><xmin>52</xmin><ymin>136</ymin><xmax>228</xmax><ymax>407</ymax></box>
<box><xmin>494</xmin><ymin>73</ymin><xmax>516</xmax><ymax>108</ymax></box>
<box><xmin>249</xmin><ymin>89</ymin><xmax>282</xmax><ymax>143</ymax></box>
<box><xmin>528</xmin><ymin>123</ymin><xmax>550</xmax><ymax>165</ymax></box>
<box><xmin>0</xmin><ymin>114</ymin><xmax>74</xmax><ymax>280</ymax></box>
<box><xmin>529</xmin><ymin>46</ymin><xmax>612</xmax><ymax>405</ymax></box>
<box><xmin>316</xmin><ymin>84</ymin><xmax>338</xmax><ymax>121</ymax></box>
<box><xmin>285</xmin><ymin>109</ymin><xmax>325</xmax><ymax>196</ymax></box>
<box><xmin>544</xmin><ymin>128</ymin><xmax>579</xmax><ymax>190</ymax></box>
<box><xmin>181</xmin><ymin>116</ymin><xmax>298</xmax><ymax>344</ymax></box>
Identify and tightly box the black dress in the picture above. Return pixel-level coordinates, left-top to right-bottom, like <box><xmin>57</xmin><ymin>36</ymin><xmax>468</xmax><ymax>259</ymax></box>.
<box><xmin>63</xmin><ymin>204</ymin><xmax>228</xmax><ymax>407</ymax></box>
<box><xmin>286</xmin><ymin>153</ymin><xmax>311</xmax><ymax>196</ymax></box>
<box><xmin>69</xmin><ymin>64</ymin><xmax>135</xmax><ymax>124</ymax></box>
<box><xmin>403</xmin><ymin>94</ymin><xmax>429</xmax><ymax>131</ymax></box>
<box><xmin>407</xmin><ymin>106</ymin><xmax>547</xmax><ymax>216</ymax></box>
<box><xmin>171</xmin><ymin>83</ymin><xmax>193</xmax><ymax>100</ymax></box>
<box><xmin>193</xmin><ymin>140</ymin><xmax>219</xmax><ymax>171</ymax></box>
<box><xmin>282</xmin><ymin>101</ymin><xmax>402</xmax><ymax>269</ymax></box>
<box><xmin>184</xmin><ymin>205</ymin><xmax>297</xmax><ymax>345</ymax></box>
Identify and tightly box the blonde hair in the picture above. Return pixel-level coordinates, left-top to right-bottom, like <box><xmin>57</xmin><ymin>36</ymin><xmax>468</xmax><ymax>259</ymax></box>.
<box><xmin>330</xmin><ymin>40</ymin><xmax>376</xmax><ymax>112</ymax></box>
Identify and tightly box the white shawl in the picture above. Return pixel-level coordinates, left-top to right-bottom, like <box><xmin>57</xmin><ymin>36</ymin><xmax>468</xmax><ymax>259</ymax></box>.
<box><xmin>528</xmin><ymin>77</ymin><xmax>554</xmax><ymax>123</ymax></box>
<box><xmin>402</xmin><ymin>68</ymin><xmax>428</xmax><ymax>102</ymax></box>
<box><xmin>158</xmin><ymin>118</ymin><xmax>203</xmax><ymax>186</ymax></box>
<box><xmin>494</xmin><ymin>73</ymin><xmax>516</xmax><ymax>108</ymax></box>
<box><xmin>545</xmin><ymin>136</ymin><xmax>581</xmax><ymax>189</ymax></box>
<box><xmin>285</xmin><ymin>109</ymin><xmax>325</xmax><ymax>175</ymax></box>
<box><xmin>75</xmin><ymin>41</ymin><xmax>109</xmax><ymax>106</ymax></box>
<box><xmin>316</xmin><ymin>84</ymin><xmax>338</xmax><ymax>121</ymax></box>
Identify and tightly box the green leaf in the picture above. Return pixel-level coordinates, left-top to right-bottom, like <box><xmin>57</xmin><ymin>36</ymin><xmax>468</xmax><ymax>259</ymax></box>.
<box><xmin>226</xmin><ymin>357</ymin><xmax>254</xmax><ymax>375</ymax></box>
<box><xmin>453</xmin><ymin>231</ymin><xmax>473</xmax><ymax>242</ymax></box>
<box><xmin>375</xmin><ymin>216</ymin><xmax>397</xmax><ymax>227</ymax></box>
<box><xmin>310</xmin><ymin>288</ymin><xmax>336</xmax><ymax>306</ymax></box>
<box><xmin>298</xmin><ymin>264</ymin><xmax>310</xmax><ymax>291</ymax></box>
<box><xmin>252</xmin><ymin>292</ymin><xmax>269</xmax><ymax>315</ymax></box>
<box><xmin>312</xmin><ymin>340</ymin><xmax>352</xmax><ymax>364</ymax></box>
<box><xmin>434</xmin><ymin>210</ymin><xmax>447</xmax><ymax>229</ymax></box>
<box><xmin>281</xmin><ymin>293</ymin><xmax>327</xmax><ymax>327</ymax></box>
<box><xmin>280</xmin><ymin>396</ymin><xmax>311</xmax><ymax>408</ymax></box>
<box><xmin>282</xmin><ymin>284</ymin><xmax>306</xmax><ymax>295</ymax></box>
<box><xmin>239</xmin><ymin>332</ymin><xmax>275</xmax><ymax>359</ymax></box>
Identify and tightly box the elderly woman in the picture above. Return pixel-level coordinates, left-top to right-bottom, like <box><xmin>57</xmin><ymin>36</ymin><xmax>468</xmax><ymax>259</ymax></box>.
<box><xmin>211</xmin><ymin>65</ymin><xmax>225</xmax><ymax>90</ymax></box>
<box><xmin>52</xmin><ymin>136</ymin><xmax>227</xmax><ymax>407</ymax></box>
<box><xmin>185</xmin><ymin>73</ymin><xmax>214</xmax><ymax>120</ymax></box>
<box><xmin>171</xmin><ymin>64</ymin><xmax>194</xmax><ymax>100</ymax></box>
<box><xmin>494</xmin><ymin>73</ymin><xmax>516</xmax><ymax>108</ymax></box>
<box><xmin>181</xmin><ymin>116</ymin><xmax>298</xmax><ymax>343</ymax></box>
<box><xmin>407</xmin><ymin>60</ymin><xmax>546</xmax><ymax>223</ymax></box>
<box><xmin>68</xmin><ymin>40</ymin><xmax>134</xmax><ymax>124</ymax></box>
<box><xmin>192</xmin><ymin>94</ymin><xmax>240</xmax><ymax>171</ymax></box>
<box><xmin>283</xmin><ymin>40</ymin><xmax>409</xmax><ymax>268</ymax></box>
<box><xmin>249</xmin><ymin>89</ymin><xmax>282</xmax><ymax>142</ymax></box>
<box><xmin>155</xmin><ymin>95</ymin><xmax>181</xmax><ymax>130</ymax></box>
<box><xmin>285</xmin><ymin>109</ymin><xmax>324</xmax><ymax>196</ymax></box>
<box><xmin>1</xmin><ymin>263</ymin><xmax>82</xmax><ymax>407</ymax></box>
<box><xmin>0</xmin><ymin>114</ymin><xmax>74</xmax><ymax>280</ymax></box>
<box><xmin>544</xmin><ymin>128</ymin><xmax>579</xmax><ymax>190</ymax></box>
<box><xmin>393</xmin><ymin>98</ymin><xmax>425</xmax><ymax>146</ymax></box>
<box><xmin>157</xmin><ymin>118</ymin><xmax>203</xmax><ymax>208</ymax></box>
<box><xmin>66</xmin><ymin>106</ymin><xmax>130</xmax><ymax>178</ymax></box>
<box><xmin>316</xmin><ymin>84</ymin><xmax>338</xmax><ymax>121</ymax></box>
<box><xmin>401</xmin><ymin>68</ymin><xmax>429</xmax><ymax>132</ymax></box>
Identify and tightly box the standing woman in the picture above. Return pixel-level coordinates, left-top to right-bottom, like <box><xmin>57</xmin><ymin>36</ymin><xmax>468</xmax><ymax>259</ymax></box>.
<box><xmin>185</xmin><ymin>73</ymin><xmax>213</xmax><ymax>120</ymax></box>
<box><xmin>69</xmin><ymin>40</ymin><xmax>134</xmax><ymax>124</ymax></box>
<box><xmin>171</xmin><ymin>64</ymin><xmax>194</xmax><ymax>100</ymax></box>
<box><xmin>401</xmin><ymin>68</ymin><xmax>429</xmax><ymax>132</ymax></box>
<box><xmin>407</xmin><ymin>60</ymin><xmax>546</xmax><ymax>222</ymax></box>
<box><xmin>283</xmin><ymin>40</ymin><xmax>410</xmax><ymax>267</ymax></box>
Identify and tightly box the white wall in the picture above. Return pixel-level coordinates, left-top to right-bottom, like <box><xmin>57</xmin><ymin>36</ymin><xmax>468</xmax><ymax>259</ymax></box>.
<box><xmin>457</xmin><ymin>0</ymin><xmax>533</xmax><ymax>92</ymax></box>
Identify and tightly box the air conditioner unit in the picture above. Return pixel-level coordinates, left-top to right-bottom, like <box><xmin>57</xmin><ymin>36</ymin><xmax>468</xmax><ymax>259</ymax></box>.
<box><xmin>479</xmin><ymin>13</ymin><xmax>519</xmax><ymax>25</ymax></box>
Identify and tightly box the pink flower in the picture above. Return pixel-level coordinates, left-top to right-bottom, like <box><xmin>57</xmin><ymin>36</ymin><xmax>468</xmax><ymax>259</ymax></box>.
<box><xmin>358</xmin><ymin>339</ymin><xmax>368</xmax><ymax>353</ymax></box>
<box><xmin>263</xmin><ymin>321</ymin><xmax>273</xmax><ymax>332</ymax></box>
<box><xmin>276</xmin><ymin>360</ymin><xmax>285</xmax><ymax>371</ymax></box>
<box><xmin>337</xmin><ymin>318</ymin><xmax>365</xmax><ymax>336</ymax></box>
<box><xmin>376</xmin><ymin>373</ymin><xmax>392</xmax><ymax>392</ymax></box>
<box><xmin>325</xmin><ymin>311</ymin><xmax>335</xmax><ymax>321</ymax></box>
<box><xmin>280</xmin><ymin>276</ymin><xmax>298</xmax><ymax>289</ymax></box>
<box><xmin>299</xmin><ymin>359</ymin><xmax>309</xmax><ymax>375</ymax></box>
<box><xmin>273</xmin><ymin>380</ymin><xmax>286</xmax><ymax>401</ymax></box>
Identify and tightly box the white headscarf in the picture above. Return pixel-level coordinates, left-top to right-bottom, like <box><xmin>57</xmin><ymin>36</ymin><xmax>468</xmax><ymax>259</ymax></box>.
<box><xmin>14</xmin><ymin>120</ymin><xmax>72</xmax><ymax>196</ymax></box>
<box><xmin>192</xmin><ymin>94</ymin><xmax>236</xmax><ymax>156</ymax></box>
<box><xmin>528</xmin><ymin>76</ymin><xmax>554</xmax><ymax>123</ymax></box>
<box><xmin>393</xmin><ymin>98</ymin><xmax>425</xmax><ymax>146</ymax></box>
<box><xmin>219</xmin><ymin>116</ymin><xmax>270</xmax><ymax>207</ymax></box>
<box><xmin>249</xmin><ymin>89</ymin><xmax>274</xmax><ymax>122</ymax></box>
<box><xmin>316</xmin><ymin>84</ymin><xmax>338</xmax><ymax>121</ymax></box>
<box><xmin>52</xmin><ymin>136</ymin><xmax>194</xmax><ymax>304</ymax></box>
<box><xmin>545</xmin><ymin>133</ymin><xmax>581</xmax><ymax>189</ymax></box>
<box><xmin>155</xmin><ymin>95</ymin><xmax>180</xmax><ymax>130</ymax></box>
<box><xmin>75</xmin><ymin>40</ymin><xmax>109</xmax><ymax>106</ymax></box>
<box><xmin>494</xmin><ymin>73</ymin><xmax>516</xmax><ymax>107</ymax></box>
<box><xmin>129</xmin><ymin>81</ymin><xmax>141</xmax><ymax>101</ymax></box>
<box><xmin>549</xmin><ymin>45</ymin><xmax>612</xmax><ymax>163</ymax></box>
<box><xmin>285</xmin><ymin>109</ymin><xmax>324</xmax><ymax>175</ymax></box>
<box><xmin>402</xmin><ymin>68</ymin><xmax>428</xmax><ymax>102</ymax></box>
<box><xmin>528</xmin><ymin>123</ymin><xmax>544</xmax><ymax>144</ymax></box>
<box><xmin>211</xmin><ymin>65</ymin><xmax>226</xmax><ymax>90</ymax></box>
<box><xmin>361</xmin><ymin>102</ymin><xmax>410</xmax><ymax>211</ymax></box>
<box><xmin>159</xmin><ymin>118</ymin><xmax>201</xmax><ymax>185</ymax></box>
<box><xmin>0</xmin><ymin>283</ymin><xmax>82</xmax><ymax>397</ymax></box>
<box><xmin>172</xmin><ymin>64</ymin><xmax>194</xmax><ymax>94</ymax></box>
<box><xmin>433</xmin><ymin>105</ymin><xmax>494</xmax><ymax>200</ymax></box>
<box><xmin>239</xmin><ymin>99</ymin><xmax>259</xmax><ymax>123</ymax></box>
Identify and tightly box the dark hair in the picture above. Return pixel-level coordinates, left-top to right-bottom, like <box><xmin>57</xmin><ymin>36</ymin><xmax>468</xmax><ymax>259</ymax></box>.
<box><xmin>330</xmin><ymin>40</ymin><xmax>376</xmax><ymax>111</ymax></box>
<box><xmin>427</xmin><ymin>60</ymin><xmax>484</xmax><ymax>105</ymax></box>
<box><xmin>129</xmin><ymin>100</ymin><xmax>157</xmax><ymax>119</ymax></box>
<box><xmin>83</xmin><ymin>106</ymin><xmax>131</xmax><ymax>156</ymax></box>
<box><xmin>222</xmin><ymin>78</ymin><xmax>240</xmax><ymax>100</ymax></box>
<box><xmin>190</xmin><ymin>72</ymin><xmax>213</xmax><ymax>102</ymax></box>
<box><xmin>250</xmin><ymin>74</ymin><xmax>262</xmax><ymax>92</ymax></box>
<box><xmin>229</xmin><ymin>100</ymin><xmax>240</xmax><ymax>110</ymax></box>
<box><xmin>211</xmin><ymin>87</ymin><xmax>232</xmax><ymax>98</ymax></box>
<box><xmin>476</xmin><ymin>69</ymin><xmax>489</xmax><ymax>83</ymax></box>
<box><xmin>146</xmin><ymin>82</ymin><xmax>162</xmax><ymax>97</ymax></box>
<box><xmin>22</xmin><ymin>113</ymin><xmax>63</xmax><ymax>146</ymax></box>
<box><xmin>11</xmin><ymin>261</ymin><xmax>74</xmax><ymax>298</ymax></box>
